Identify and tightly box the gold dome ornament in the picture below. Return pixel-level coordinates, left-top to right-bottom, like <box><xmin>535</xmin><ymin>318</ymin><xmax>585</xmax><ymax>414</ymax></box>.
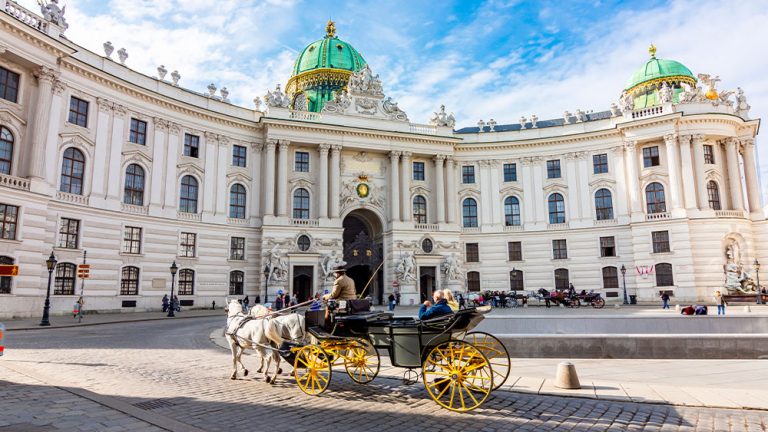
<box><xmin>326</xmin><ymin>19</ymin><xmax>336</xmax><ymax>38</ymax></box>
<box><xmin>356</xmin><ymin>183</ymin><xmax>369</xmax><ymax>198</ymax></box>
<box><xmin>705</xmin><ymin>89</ymin><xmax>719</xmax><ymax>100</ymax></box>
<box><xmin>648</xmin><ymin>43</ymin><xmax>657</xmax><ymax>58</ymax></box>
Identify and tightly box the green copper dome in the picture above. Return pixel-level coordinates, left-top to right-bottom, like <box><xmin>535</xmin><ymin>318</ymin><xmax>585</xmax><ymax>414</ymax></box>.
<box><xmin>286</xmin><ymin>20</ymin><xmax>367</xmax><ymax>112</ymax></box>
<box><xmin>625</xmin><ymin>45</ymin><xmax>697</xmax><ymax>109</ymax></box>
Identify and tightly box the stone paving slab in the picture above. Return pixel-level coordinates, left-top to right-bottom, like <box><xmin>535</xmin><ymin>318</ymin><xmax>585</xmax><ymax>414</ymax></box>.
<box><xmin>4</xmin><ymin>309</ymin><xmax>221</xmax><ymax>330</ymax></box>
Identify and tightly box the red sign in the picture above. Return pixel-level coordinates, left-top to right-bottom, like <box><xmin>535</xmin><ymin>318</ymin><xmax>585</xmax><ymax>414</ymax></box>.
<box><xmin>0</xmin><ymin>265</ymin><xmax>19</xmax><ymax>277</ymax></box>
<box><xmin>77</xmin><ymin>264</ymin><xmax>90</xmax><ymax>279</ymax></box>
<box><xmin>392</xmin><ymin>280</ymin><xmax>399</xmax><ymax>288</ymax></box>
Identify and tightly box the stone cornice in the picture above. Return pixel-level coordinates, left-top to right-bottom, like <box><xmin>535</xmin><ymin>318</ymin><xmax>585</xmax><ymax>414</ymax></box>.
<box><xmin>0</xmin><ymin>15</ymin><xmax>74</xmax><ymax>58</ymax></box>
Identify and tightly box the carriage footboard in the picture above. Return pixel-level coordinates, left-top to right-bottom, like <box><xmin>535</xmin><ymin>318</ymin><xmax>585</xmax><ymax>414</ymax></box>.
<box><xmin>278</xmin><ymin>341</ymin><xmax>304</xmax><ymax>364</ymax></box>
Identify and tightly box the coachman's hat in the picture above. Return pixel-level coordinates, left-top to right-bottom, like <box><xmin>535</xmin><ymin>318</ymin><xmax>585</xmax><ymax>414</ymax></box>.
<box><xmin>334</xmin><ymin>266</ymin><xmax>347</xmax><ymax>273</ymax></box>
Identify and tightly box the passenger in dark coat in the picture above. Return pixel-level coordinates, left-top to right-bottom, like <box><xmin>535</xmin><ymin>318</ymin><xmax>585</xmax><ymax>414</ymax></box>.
<box><xmin>419</xmin><ymin>290</ymin><xmax>453</xmax><ymax>320</ymax></box>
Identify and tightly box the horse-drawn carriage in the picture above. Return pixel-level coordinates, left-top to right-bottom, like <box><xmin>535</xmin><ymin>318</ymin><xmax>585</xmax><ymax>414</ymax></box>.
<box><xmin>226</xmin><ymin>299</ymin><xmax>511</xmax><ymax>413</ymax></box>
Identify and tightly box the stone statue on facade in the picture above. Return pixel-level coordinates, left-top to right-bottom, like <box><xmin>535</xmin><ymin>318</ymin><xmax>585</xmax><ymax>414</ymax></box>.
<box><xmin>441</xmin><ymin>253</ymin><xmax>462</xmax><ymax>281</ymax></box>
<box><xmin>735</xmin><ymin>87</ymin><xmax>751</xmax><ymax>118</ymax></box>
<box><xmin>320</xmin><ymin>250</ymin><xmax>346</xmax><ymax>280</ymax></box>
<box><xmin>717</xmin><ymin>89</ymin><xmax>734</xmax><ymax>108</ymax></box>
<box><xmin>264</xmin><ymin>84</ymin><xmax>290</xmax><ymax>108</ymax></box>
<box><xmin>103</xmin><ymin>41</ymin><xmax>114</xmax><ymax>58</ymax></box>
<box><xmin>395</xmin><ymin>251</ymin><xmax>417</xmax><ymax>282</ymax></box>
<box><xmin>487</xmin><ymin>118</ymin><xmax>497</xmax><ymax>132</ymax></box>
<box><xmin>117</xmin><ymin>48</ymin><xmax>128</xmax><ymax>65</ymax></box>
<box><xmin>348</xmin><ymin>64</ymin><xmax>383</xmax><ymax>97</ymax></box>
<box><xmin>323</xmin><ymin>90</ymin><xmax>351</xmax><ymax>113</ymax></box>
<box><xmin>430</xmin><ymin>105</ymin><xmax>455</xmax><ymax>128</ymax></box>
<box><xmin>264</xmin><ymin>245</ymin><xmax>288</xmax><ymax>283</ymax></box>
<box><xmin>382</xmin><ymin>97</ymin><xmax>407</xmax><ymax>121</ymax></box>
<box><xmin>723</xmin><ymin>241</ymin><xmax>757</xmax><ymax>294</ymax></box>
<box><xmin>659</xmin><ymin>82</ymin><xmax>673</xmax><ymax>103</ymax></box>
<box><xmin>38</xmin><ymin>0</ymin><xmax>68</xmax><ymax>29</ymax></box>
<box><xmin>620</xmin><ymin>91</ymin><xmax>634</xmax><ymax>113</ymax></box>
<box><xmin>320</xmin><ymin>65</ymin><xmax>408</xmax><ymax>121</ymax></box>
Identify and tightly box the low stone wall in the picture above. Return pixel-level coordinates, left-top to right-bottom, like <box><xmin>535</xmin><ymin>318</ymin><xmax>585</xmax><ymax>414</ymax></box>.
<box><xmin>496</xmin><ymin>334</ymin><xmax>768</xmax><ymax>359</ymax></box>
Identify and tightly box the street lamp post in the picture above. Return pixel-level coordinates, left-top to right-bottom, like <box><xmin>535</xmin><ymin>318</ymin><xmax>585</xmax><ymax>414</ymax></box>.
<box><xmin>755</xmin><ymin>260</ymin><xmax>763</xmax><ymax>305</ymax></box>
<box><xmin>168</xmin><ymin>261</ymin><xmax>178</xmax><ymax>317</ymax></box>
<box><xmin>40</xmin><ymin>252</ymin><xmax>57</xmax><ymax>327</ymax></box>
<box><xmin>621</xmin><ymin>264</ymin><xmax>628</xmax><ymax>305</ymax></box>
<box><xmin>263</xmin><ymin>263</ymin><xmax>270</xmax><ymax>304</ymax></box>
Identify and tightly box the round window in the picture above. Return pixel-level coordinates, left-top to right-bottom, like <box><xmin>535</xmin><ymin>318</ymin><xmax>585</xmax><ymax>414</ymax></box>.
<box><xmin>421</xmin><ymin>238</ymin><xmax>433</xmax><ymax>254</ymax></box>
<box><xmin>297</xmin><ymin>235</ymin><xmax>311</xmax><ymax>252</ymax></box>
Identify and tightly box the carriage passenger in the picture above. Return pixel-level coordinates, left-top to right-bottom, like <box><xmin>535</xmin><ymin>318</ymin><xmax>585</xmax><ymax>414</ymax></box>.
<box><xmin>442</xmin><ymin>289</ymin><xmax>459</xmax><ymax>312</ymax></box>
<box><xmin>419</xmin><ymin>290</ymin><xmax>453</xmax><ymax>320</ymax></box>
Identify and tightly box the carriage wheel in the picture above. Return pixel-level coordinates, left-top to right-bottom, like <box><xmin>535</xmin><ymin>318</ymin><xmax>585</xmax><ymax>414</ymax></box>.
<box><xmin>343</xmin><ymin>338</ymin><xmax>380</xmax><ymax>384</ymax></box>
<box><xmin>422</xmin><ymin>340</ymin><xmax>493</xmax><ymax>412</ymax></box>
<box><xmin>293</xmin><ymin>345</ymin><xmax>332</xmax><ymax>396</ymax></box>
<box><xmin>465</xmin><ymin>332</ymin><xmax>511</xmax><ymax>391</ymax></box>
<box><xmin>593</xmin><ymin>298</ymin><xmax>606</xmax><ymax>309</ymax></box>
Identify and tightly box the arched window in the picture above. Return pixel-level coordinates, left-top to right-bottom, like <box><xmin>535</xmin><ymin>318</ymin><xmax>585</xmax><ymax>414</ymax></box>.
<box><xmin>123</xmin><ymin>164</ymin><xmax>145</xmax><ymax>206</ymax></box>
<box><xmin>0</xmin><ymin>127</ymin><xmax>13</xmax><ymax>175</ymax></box>
<box><xmin>554</xmin><ymin>268</ymin><xmax>569</xmax><ymax>291</ymax></box>
<box><xmin>54</xmin><ymin>262</ymin><xmax>76</xmax><ymax>295</ymax></box>
<box><xmin>229</xmin><ymin>184</ymin><xmax>247</xmax><ymax>219</ymax></box>
<box><xmin>229</xmin><ymin>270</ymin><xmax>244</xmax><ymax>295</ymax></box>
<box><xmin>179</xmin><ymin>176</ymin><xmax>198</xmax><ymax>213</ymax></box>
<box><xmin>602</xmin><ymin>266</ymin><xmax>619</xmax><ymax>289</ymax></box>
<box><xmin>645</xmin><ymin>182</ymin><xmax>666</xmax><ymax>214</ymax></box>
<box><xmin>462</xmin><ymin>198</ymin><xmax>478</xmax><ymax>227</ymax></box>
<box><xmin>655</xmin><ymin>263</ymin><xmax>674</xmax><ymax>287</ymax></box>
<box><xmin>0</xmin><ymin>255</ymin><xmax>13</xmax><ymax>294</ymax></box>
<box><xmin>707</xmin><ymin>181</ymin><xmax>722</xmax><ymax>210</ymax></box>
<box><xmin>292</xmin><ymin>188</ymin><xmax>310</xmax><ymax>219</ymax></box>
<box><xmin>548</xmin><ymin>193</ymin><xmax>565</xmax><ymax>224</ymax></box>
<box><xmin>509</xmin><ymin>270</ymin><xmax>524</xmax><ymax>292</ymax></box>
<box><xmin>413</xmin><ymin>195</ymin><xmax>427</xmax><ymax>224</ymax></box>
<box><xmin>504</xmin><ymin>196</ymin><xmax>521</xmax><ymax>226</ymax></box>
<box><xmin>60</xmin><ymin>148</ymin><xmax>85</xmax><ymax>195</ymax></box>
<box><xmin>594</xmin><ymin>188</ymin><xmax>614</xmax><ymax>220</ymax></box>
<box><xmin>120</xmin><ymin>266</ymin><xmax>140</xmax><ymax>295</ymax></box>
<box><xmin>467</xmin><ymin>271</ymin><xmax>480</xmax><ymax>292</ymax></box>
<box><xmin>178</xmin><ymin>269</ymin><xmax>194</xmax><ymax>295</ymax></box>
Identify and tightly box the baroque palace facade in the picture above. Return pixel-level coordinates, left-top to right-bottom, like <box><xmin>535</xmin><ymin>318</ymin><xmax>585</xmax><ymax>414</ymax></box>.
<box><xmin>0</xmin><ymin>6</ymin><xmax>763</xmax><ymax>317</ymax></box>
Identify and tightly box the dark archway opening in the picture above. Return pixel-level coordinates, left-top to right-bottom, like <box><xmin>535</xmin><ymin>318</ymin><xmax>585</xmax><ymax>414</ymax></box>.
<box><xmin>342</xmin><ymin>209</ymin><xmax>384</xmax><ymax>304</ymax></box>
<box><xmin>293</xmin><ymin>266</ymin><xmax>313</xmax><ymax>303</ymax></box>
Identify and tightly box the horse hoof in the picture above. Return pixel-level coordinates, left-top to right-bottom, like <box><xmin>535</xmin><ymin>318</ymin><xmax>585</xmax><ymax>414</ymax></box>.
<box><xmin>269</xmin><ymin>379</ymin><xmax>277</xmax><ymax>385</ymax></box>
<box><xmin>277</xmin><ymin>368</ymin><xmax>283</xmax><ymax>374</ymax></box>
<box><xmin>243</xmin><ymin>369</ymin><xmax>249</xmax><ymax>376</ymax></box>
<box><xmin>230</xmin><ymin>375</ymin><xmax>237</xmax><ymax>380</ymax></box>
<box><xmin>265</xmin><ymin>376</ymin><xmax>271</xmax><ymax>384</ymax></box>
<box><xmin>257</xmin><ymin>368</ymin><xmax>263</xmax><ymax>373</ymax></box>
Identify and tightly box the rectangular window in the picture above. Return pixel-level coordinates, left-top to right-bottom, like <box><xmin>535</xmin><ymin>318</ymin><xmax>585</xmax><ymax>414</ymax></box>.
<box><xmin>507</xmin><ymin>241</ymin><xmax>522</xmax><ymax>261</ymax></box>
<box><xmin>643</xmin><ymin>146</ymin><xmax>660</xmax><ymax>167</ymax></box>
<box><xmin>593</xmin><ymin>153</ymin><xmax>609</xmax><ymax>174</ymax></box>
<box><xmin>652</xmin><ymin>231</ymin><xmax>670</xmax><ymax>253</ymax></box>
<box><xmin>68</xmin><ymin>97</ymin><xmax>89</xmax><ymax>128</ymax></box>
<box><xmin>462</xmin><ymin>165</ymin><xmax>475</xmax><ymax>184</ymax></box>
<box><xmin>503</xmin><ymin>163</ymin><xmax>517</xmax><ymax>182</ymax></box>
<box><xmin>122</xmin><ymin>226</ymin><xmax>142</xmax><ymax>254</ymax></box>
<box><xmin>552</xmin><ymin>239</ymin><xmax>568</xmax><ymax>260</ymax></box>
<box><xmin>600</xmin><ymin>236</ymin><xmax>616</xmax><ymax>257</ymax></box>
<box><xmin>546</xmin><ymin>160</ymin><xmax>561</xmax><ymax>179</ymax></box>
<box><xmin>58</xmin><ymin>218</ymin><xmax>80</xmax><ymax>249</ymax></box>
<box><xmin>0</xmin><ymin>203</ymin><xmax>18</xmax><ymax>240</ymax></box>
<box><xmin>129</xmin><ymin>118</ymin><xmax>147</xmax><ymax>145</ymax></box>
<box><xmin>0</xmin><ymin>256</ymin><xmax>12</xmax><ymax>293</ymax></box>
<box><xmin>295</xmin><ymin>151</ymin><xmax>310</xmax><ymax>172</ymax></box>
<box><xmin>230</xmin><ymin>237</ymin><xmax>245</xmax><ymax>260</ymax></box>
<box><xmin>179</xmin><ymin>232</ymin><xmax>197</xmax><ymax>257</ymax></box>
<box><xmin>232</xmin><ymin>145</ymin><xmax>247</xmax><ymax>167</ymax></box>
<box><xmin>465</xmin><ymin>243</ymin><xmax>479</xmax><ymax>263</ymax></box>
<box><xmin>183</xmin><ymin>134</ymin><xmax>200</xmax><ymax>158</ymax></box>
<box><xmin>413</xmin><ymin>161</ymin><xmax>425</xmax><ymax>181</ymax></box>
<box><xmin>0</xmin><ymin>66</ymin><xmax>20</xmax><ymax>103</ymax></box>
<box><xmin>704</xmin><ymin>145</ymin><xmax>715</xmax><ymax>164</ymax></box>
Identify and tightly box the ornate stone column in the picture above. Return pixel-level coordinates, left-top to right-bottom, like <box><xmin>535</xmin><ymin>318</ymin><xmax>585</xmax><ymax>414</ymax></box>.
<box><xmin>725</xmin><ymin>138</ymin><xmax>745</xmax><ymax>211</ymax></box>
<box><xmin>330</xmin><ymin>145</ymin><xmax>341</xmax><ymax>218</ymax></box>
<box><xmin>434</xmin><ymin>155</ymin><xmax>446</xmax><ymax>223</ymax></box>
<box><xmin>250</xmin><ymin>143</ymin><xmax>263</xmax><ymax>217</ymax></box>
<box><xmin>318</xmin><ymin>144</ymin><xmax>330</xmax><ymax>219</ymax></box>
<box><xmin>624</xmin><ymin>141</ymin><xmax>642</xmax><ymax>214</ymax></box>
<box><xmin>691</xmin><ymin>135</ymin><xmax>708</xmax><ymax>210</ymax></box>
<box><xmin>678</xmin><ymin>135</ymin><xmax>698</xmax><ymax>210</ymax></box>
<box><xmin>741</xmin><ymin>138</ymin><xmax>761</xmax><ymax>212</ymax></box>
<box><xmin>400</xmin><ymin>152</ymin><xmax>412</xmax><ymax>222</ymax></box>
<box><xmin>445</xmin><ymin>157</ymin><xmax>457</xmax><ymax>223</ymax></box>
<box><xmin>663</xmin><ymin>134</ymin><xmax>682</xmax><ymax>211</ymax></box>
<box><xmin>277</xmin><ymin>140</ymin><xmax>290</xmax><ymax>216</ymax></box>
<box><xmin>263</xmin><ymin>140</ymin><xmax>277</xmax><ymax>216</ymax></box>
<box><xmin>389</xmin><ymin>151</ymin><xmax>401</xmax><ymax>222</ymax></box>
<box><xmin>28</xmin><ymin>66</ymin><xmax>58</xmax><ymax>180</ymax></box>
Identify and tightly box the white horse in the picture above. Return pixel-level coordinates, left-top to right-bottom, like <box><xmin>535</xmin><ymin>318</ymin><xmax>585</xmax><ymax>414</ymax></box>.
<box><xmin>225</xmin><ymin>301</ymin><xmax>305</xmax><ymax>384</ymax></box>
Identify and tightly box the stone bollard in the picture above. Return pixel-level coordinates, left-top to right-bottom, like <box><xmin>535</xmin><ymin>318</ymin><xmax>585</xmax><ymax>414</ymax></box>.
<box><xmin>555</xmin><ymin>362</ymin><xmax>581</xmax><ymax>389</ymax></box>
<box><xmin>675</xmin><ymin>304</ymin><xmax>681</xmax><ymax>312</ymax></box>
<box><xmin>744</xmin><ymin>305</ymin><xmax>752</xmax><ymax>313</ymax></box>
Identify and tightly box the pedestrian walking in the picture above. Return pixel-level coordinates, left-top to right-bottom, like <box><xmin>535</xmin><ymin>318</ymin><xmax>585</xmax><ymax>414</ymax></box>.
<box><xmin>388</xmin><ymin>293</ymin><xmax>396</xmax><ymax>311</ymax></box>
<box><xmin>73</xmin><ymin>296</ymin><xmax>85</xmax><ymax>322</ymax></box>
<box><xmin>172</xmin><ymin>295</ymin><xmax>180</xmax><ymax>312</ymax></box>
<box><xmin>242</xmin><ymin>295</ymin><xmax>250</xmax><ymax>313</ymax></box>
<box><xmin>275</xmin><ymin>291</ymin><xmax>284</xmax><ymax>310</ymax></box>
<box><xmin>162</xmin><ymin>294</ymin><xmax>169</xmax><ymax>313</ymax></box>
<box><xmin>714</xmin><ymin>290</ymin><xmax>727</xmax><ymax>316</ymax></box>
<box><xmin>291</xmin><ymin>294</ymin><xmax>298</xmax><ymax>307</ymax></box>
<box><xmin>458</xmin><ymin>293</ymin><xmax>465</xmax><ymax>309</ymax></box>
<box><xmin>395</xmin><ymin>290</ymin><xmax>401</xmax><ymax>306</ymax></box>
<box><xmin>661</xmin><ymin>292</ymin><xmax>670</xmax><ymax>310</ymax></box>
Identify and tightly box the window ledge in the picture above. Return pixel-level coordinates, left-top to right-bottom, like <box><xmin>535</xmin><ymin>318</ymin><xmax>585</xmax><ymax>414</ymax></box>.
<box><xmin>650</xmin><ymin>251</ymin><xmax>674</xmax><ymax>256</ymax></box>
<box><xmin>176</xmin><ymin>256</ymin><xmax>199</xmax><ymax>261</ymax></box>
<box><xmin>551</xmin><ymin>258</ymin><xmax>571</xmax><ymax>262</ymax></box>
<box><xmin>0</xmin><ymin>238</ymin><xmax>22</xmax><ymax>245</ymax></box>
<box><xmin>53</xmin><ymin>247</ymin><xmax>82</xmax><ymax>253</ymax></box>
<box><xmin>227</xmin><ymin>259</ymin><xmax>247</xmax><ymax>264</ymax></box>
<box><xmin>119</xmin><ymin>252</ymin><xmax>145</xmax><ymax>258</ymax></box>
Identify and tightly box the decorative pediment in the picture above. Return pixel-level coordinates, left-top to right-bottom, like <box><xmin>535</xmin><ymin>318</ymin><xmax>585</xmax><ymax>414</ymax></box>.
<box><xmin>543</xmin><ymin>182</ymin><xmax>568</xmax><ymax>193</ymax></box>
<box><xmin>410</xmin><ymin>185</ymin><xmax>431</xmax><ymax>196</ymax></box>
<box><xmin>459</xmin><ymin>186</ymin><xmax>481</xmax><ymax>196</ymax></box>
<box><xmin>639</xmin><ymin>166</ymin><xmax>667</xmax><ymax>182</ymax></box>
<box><xmin>60</xmin><ymin>131</ymin><xmax>95</xmax><ymax>148</ymax></box>
<box><xmin>227</xmin><ymin>171</ymin><xmax>252</xmax><ymax>184</ymax></box>
<box><xmin>705</xmin><ymin>168</ymin><xmax>722</xmax><ymax>182</ymax></box>
<box><xmin>177</xmin><ymin>162</ymin><xmax>204</xmax><ymax>177</ymax></box>
<box><xmin>122</xmin><ymin>149</ymin><xmax>152</xmax><ymax>165</ymax></box>
<box><xmin>0</xmin><ymin>108</ymin><xmax>26</xmax><ymax>127</ymax></box>
<box><xmin>321</xmin><ymin>65</ymin><xmax>408</xmax><ymax>122</ymax></box>
<box><xmin>500</xmin><ymin>184</ymin><xmax>524</xmax><ymax>195</ymax></box>
<box><xmin>289</xmin><ymin>178</ymin><xmax>314</xmax><ymax>189</ymax></box>
<box><xmin>639</xmin><ymin>172</ymin><xmax>667</xmax><ymax>185</ymax></box>
<box><xmin>588</xmin><ymin>178</ymin><xmax>616</xmax><ymax>189</ymax></box>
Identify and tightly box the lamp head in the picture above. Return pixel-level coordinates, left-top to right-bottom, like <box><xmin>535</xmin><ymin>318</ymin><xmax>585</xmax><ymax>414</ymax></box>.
<box><xmin>263</xmin><ymin>265</ymin><xmax>270</xmax><ymax>276</ymax></box>
<box><xmin>46</xmin><ymin>251</ymin><xmax>57</xmax><ymax>271</ymax></box>
<box><xmin>170</xmin><ymin>260</ymin><xmax>178</xmax><ymax>275</ymax></box>
<box><xmin>755</xmin><ymin>259</ymin><xmax>761</xmax><ymax>270</ymax></box>
<box><xmin>620</xmin><ymin>264</ymin><xmax>626</xmax><ymax>275</ymax></box>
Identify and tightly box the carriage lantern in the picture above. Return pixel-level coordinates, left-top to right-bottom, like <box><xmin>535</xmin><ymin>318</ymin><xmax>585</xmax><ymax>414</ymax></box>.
<box><xmin>620</xmin><ymin>264</ymin><xmax>628</xmax><ymax>305</ymax></box>
<box><xmin>755</xmin><ymin>260</ymin><xmax>762</xmax><ymax>305</ymax></box>
<box><xmin>39</xmin><ymin>251</ymin><xmax>57</xmax><ymax>327</ymax></box>
<box><xmin>168</xmin><ymin>261</ymin><xmax>178</xmax><ymax>317</ymax></box>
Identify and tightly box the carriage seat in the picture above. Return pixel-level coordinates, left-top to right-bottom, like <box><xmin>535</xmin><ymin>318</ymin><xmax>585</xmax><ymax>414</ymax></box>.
<box><xmin>335</xmin><ymin>311</ymin><xmax>393</xmax><ymax>325</ymax></box>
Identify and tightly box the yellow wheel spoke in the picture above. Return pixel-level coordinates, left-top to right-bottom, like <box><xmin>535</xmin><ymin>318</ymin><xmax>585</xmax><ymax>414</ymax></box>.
<box><xmin>448</xmin><ymin>381</ymin><xmax>457</xmax><ymax>408</ymax></box>
<box><xmin>460</xmin><ymin>382</ymin><xmax>481</xmax><ymax>406</ymax></box>
<box><xmin>316</xmin><ymin>372</ymin><xmax>329</xmax><ymax>384</ymax></box>
<box><xmin>457</xmin><ymin>382</ymin><xmax>466</xmax><ymax>410</ymax></box>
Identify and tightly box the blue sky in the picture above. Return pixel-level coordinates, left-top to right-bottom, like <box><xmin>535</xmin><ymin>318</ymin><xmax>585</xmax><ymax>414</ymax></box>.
<box><xmin>19</xmin><ymin>0</ymin><xmax>768</xmax><ymax>196</ymax></box>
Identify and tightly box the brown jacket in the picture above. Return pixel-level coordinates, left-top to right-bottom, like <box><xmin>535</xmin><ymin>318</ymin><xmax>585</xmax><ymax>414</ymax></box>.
<box><xmin>325</xmin><ymin>274</ymin><xmax>357</xmax><ymax>300</ymax></box>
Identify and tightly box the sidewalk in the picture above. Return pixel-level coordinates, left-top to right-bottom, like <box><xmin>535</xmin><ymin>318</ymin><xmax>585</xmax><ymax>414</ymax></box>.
<box><xmin>208</xmin><ymin>328</ymin><xmax>768</xmax><ymax>411</ymax></box>
<box><xmin>4</xmin><ymin>309</ymin><xmax>222</xmax><ymax>331</ymax></box>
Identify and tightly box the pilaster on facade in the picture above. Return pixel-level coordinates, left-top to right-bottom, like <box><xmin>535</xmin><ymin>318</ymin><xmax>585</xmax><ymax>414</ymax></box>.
<box><xmin>434</xmin><ymin>154</ymin><xmax>446</xmax><ymax>224</ymax></box>
<box><xmin>724</xmin><ymin>138</ymin><xmax>745</xmax><ymax>211</ymax></box>
<box><xmin>330</xmin><ymin>144</ymin><xmax>342</xmax><ymax>219</ymax></box>
<box><xmin>263</xmin><ymin>139</ymin><xmax>278</xmax><ymax>217</ymax></box>
<box><xmin>28</xmin><ymin>65</ymin><xmax>59</xmax><ymax>184</ymax></box>
<box><xmin>740</xmin><ymin>138</ymin><xmax>761</xmax><ymax>213</ymax></box>
<box><xmin>389</xmin><ymin>150</ymin><xmax>401</xmax><ymax>223</ymax></box>
<box><xmin>663</xmin><ymin>133</ymin><xmax>684</xmax><ymax>217</ymax></box>
<box><xmin>400</xmin><ymin>151</ymin><xmax>412</xmax><ymax>222</ymax></box>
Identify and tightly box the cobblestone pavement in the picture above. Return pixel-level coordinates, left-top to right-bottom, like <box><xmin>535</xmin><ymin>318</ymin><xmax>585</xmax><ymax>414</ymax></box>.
<box><xmin>1</xmin><ymin>317</ymin><xmax>767</xmax><ymax>432</ymax></box>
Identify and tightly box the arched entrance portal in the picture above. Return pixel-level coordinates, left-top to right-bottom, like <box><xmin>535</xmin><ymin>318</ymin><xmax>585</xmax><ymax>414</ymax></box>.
<box><xmin>342</xmin><ymin>209</ymin><xmax>384</xmax><ymax>304</ymax></box>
